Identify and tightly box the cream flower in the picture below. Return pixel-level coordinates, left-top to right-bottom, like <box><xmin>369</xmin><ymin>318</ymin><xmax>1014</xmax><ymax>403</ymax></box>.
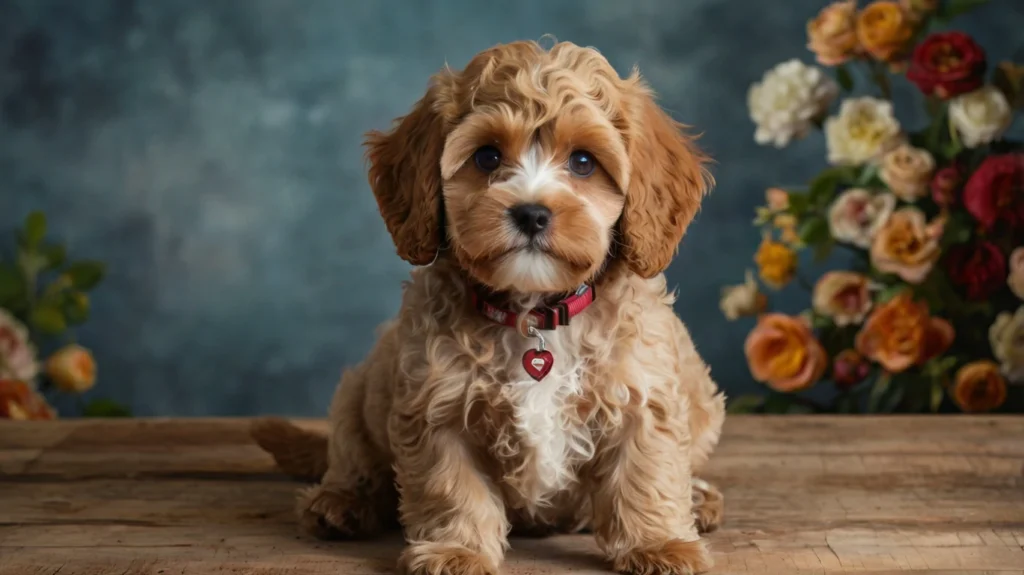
<box><xmin>949</xmin><ymin>86</ymin><xmax>1013</xmax><ymax>148</ymax></box>
<box><xmin>828</xmin><ymin>188</ymin><xmax>896</xmax><ymax>248</ymax></box>
<box><xmin>870</xmin><ymin>207</ymin><xmax>944</xmax><ymax>284</ymax></box>
<box><xmin>748</xmin><ymin>59</ymin><xmax>839</xmax><ymax>148</ymax></box>
<box><xmin>0</xmin><ymin>308</ymin><xmax>38</xmax><ymax>384</ymax></box>
<box><xmin>1009</xmin><ymin>247</ymin><xmax>1024</xmax><ymax>300</ymax></box>
<box><xmin>812</xmin><ymin>271</ymin><xmax>873</xmax><ymax>326</ymax></box>
<box><xmin>45</xmin><ymin>344</ymin><xmax>97</xmax><ymax>393</ymax></box>
<box><xmin>879</xmin><ymin>143</ymin><xmax>935</xmax><ymax>203</ymax></box>
<box><xmin>825</xmin><ymin>97</ymin><xmax>903</xmax><ymax>165</ymax></box>
<box><xmin>990</xmin><ymin>306</ymin><xmax>1024</xmax><ymax>384</ymax></box>
<box><xmin>720</xmin><ymin>270</ymin><xmax>768</xmax><ymax>321</ymax></box>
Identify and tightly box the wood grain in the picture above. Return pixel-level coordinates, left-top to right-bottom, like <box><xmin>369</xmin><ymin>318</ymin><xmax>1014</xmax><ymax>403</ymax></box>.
<box><xmin>1</xmin><ymin>416</ymin><xmax>1022</xmax><ymax>574</ymax></box>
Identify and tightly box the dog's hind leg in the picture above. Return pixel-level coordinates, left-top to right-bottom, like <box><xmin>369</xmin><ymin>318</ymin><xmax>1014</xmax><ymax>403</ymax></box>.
<box><xmin>690</xmin><ymin>477</ymin><xmax>723</xmax><ymax>534</ymax></box>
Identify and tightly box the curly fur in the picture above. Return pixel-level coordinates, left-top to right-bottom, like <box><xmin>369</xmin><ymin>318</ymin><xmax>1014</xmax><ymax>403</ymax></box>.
<box><xmin>252</xmin><ymin>40</ymin><xmax>725</xmax><ymax>575</ymax></box>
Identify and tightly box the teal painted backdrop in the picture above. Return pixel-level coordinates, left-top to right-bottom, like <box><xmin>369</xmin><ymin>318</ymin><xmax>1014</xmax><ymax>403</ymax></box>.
<box><xmin>2</xmin><ymin>0</ymin><xmax>1021</xmax><ymax>415</ymax></box>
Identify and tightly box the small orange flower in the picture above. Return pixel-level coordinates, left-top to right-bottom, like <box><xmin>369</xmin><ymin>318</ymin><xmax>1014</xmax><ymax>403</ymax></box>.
<box><xmin>855</xmin><ymin>292</ymin><xmax>954</xmax><ymax>373</ymax></box>
<box><xmin>745</xmin><ymin>313</ymin><xmax>829</xmax><ymax>392</ymax></box>
<box><xmin>953</xmin><ymin>360</ymin><xmax>1007</xmax><ymax>413</ymax></box>
<box><xmin>45</xmin><ymin>344</ymin><xmax>97</xmax><ymax>393</ymax></box>
<box><xmin>755</xmin><ymin>237</ymin><xmax>798</xmax><ymax>289</ymax></box>
<box><xmin>807</xmin><ymin>0</ymin><xmax>861</xmax><ymax>66</ymax></box>
<box><xmin>856</xmin><ymin>1</ymin><xmax>916</xmax><ymax>62</ymax></box>
<box><xmin>0</xmin><ymin>379</ymin><xmax>56</xmax><ymax>420</ymax></box>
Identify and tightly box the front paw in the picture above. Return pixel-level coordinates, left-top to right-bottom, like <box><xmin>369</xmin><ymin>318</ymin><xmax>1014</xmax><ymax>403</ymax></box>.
<box><xmin>613</xmin><ymin>539</ymin><xmax>713</xmax><ymax>575</ymax></box>
<box><xmin>691</xmin><ymin>478</ymin><xmax>724</xmax><ymax>534</ymax></box>
<box><xmin>398</xmin><ymin>542</ymin><xmax>498</xmax><ymax>575</ymax></box>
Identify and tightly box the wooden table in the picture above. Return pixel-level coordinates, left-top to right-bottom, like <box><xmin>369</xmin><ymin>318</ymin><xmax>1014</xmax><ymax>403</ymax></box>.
<box><xmin>1</xmin><ymin>417</ymin><xmax>1022</xmax><ymax>574</ymax></box>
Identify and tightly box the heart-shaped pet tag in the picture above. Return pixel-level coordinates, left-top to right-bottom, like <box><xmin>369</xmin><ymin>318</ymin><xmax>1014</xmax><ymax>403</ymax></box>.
<box><xmin>522</xmin><ymin>349</ymin><xmax>554</xmax><ymax>381</ymax></box>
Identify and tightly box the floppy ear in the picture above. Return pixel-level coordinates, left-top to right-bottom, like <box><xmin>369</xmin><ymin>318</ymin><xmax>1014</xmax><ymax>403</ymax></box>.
<box><xmin>364</xmin><ymin>74</ymin><xmax>455</xmax><ymax>266</ymax></box>
<box><xmin>619</xmin><ymin>81</ymin><xmax>712</xmax><ymax>278</ymax></box>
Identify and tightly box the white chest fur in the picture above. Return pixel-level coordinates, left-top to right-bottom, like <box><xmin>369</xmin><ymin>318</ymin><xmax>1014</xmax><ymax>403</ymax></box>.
<box><xmin>498</xmin><ymin>327</ymin><xmax>595</xmax><ymax>504</ymax></box>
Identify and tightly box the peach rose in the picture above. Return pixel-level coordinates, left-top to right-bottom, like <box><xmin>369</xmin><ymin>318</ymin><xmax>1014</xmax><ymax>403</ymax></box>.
<box><xmin>828</xmin><ymin>189</ymin><xmax>896</xmax><ymax>249</ymax></box>
<box><xmin>812</xmin><ymin>271</ymin><xmax>873</xmax><ymax>326</ymax></box>
<box><xmin>856</xmin><ymin>1</ymin><xmax>916</xmax><ymax>62</ymax></box>
<box><xmin>755</xmin><ymin>237</ymin><xmax>798</xmax><ymax>289</ymax></box>
<box><xmin>1009</xmin><ymin>247</ymin><xmax>1024</xmax><ymax>300</ymax></box>
<box><xmin>855</xmin><ymin>292</ymin><xmax>954</xmax><ymax>373</ymax></box>
<box><xmin>0</xmin><ymin>308</ymin><xmax>38</xmax><ymax>384</ymax></box>
<box><xmin>953</xmin><ymin>360</ymin><xmax>1007</xmax><ymax>413</ymax></box>
<box><xmin>807</xmin><ymin>0</ymin><xmax>860</xmax><ymax>66</ymax></box>
<box><xmin>870</xmin><ymin>207</ymin><xmax>944</xmax><ymax>284</ymax></box>
<box><xmin>0</xmin><ymin>379</ymin><xmax>56</xmax><ymax>420</ymax></box>
<box><xmin>45</xmin><ymin>344</ymin><xmax>97</xmax><ymax>393</ymax></box>
<box><xmin>879</xmin><ymin>143</ymin><xmax>936</xmax><ymax>203</ymax></box>
<box><xmin>899</xmin><ymin>0</ymin><xmax>939</xmax><ymax>18</ymax></box>
<box><xmin>745</xmin><ymin>313</ymin><xmax>828</xmax><ymax>392</ymax></box>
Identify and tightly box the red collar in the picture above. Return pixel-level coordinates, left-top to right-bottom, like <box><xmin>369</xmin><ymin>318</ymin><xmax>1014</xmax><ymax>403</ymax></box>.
<box><xmin>470</xmin><ymin>284</ymin><xmax>596</xmax><ymax>332</ymax></box>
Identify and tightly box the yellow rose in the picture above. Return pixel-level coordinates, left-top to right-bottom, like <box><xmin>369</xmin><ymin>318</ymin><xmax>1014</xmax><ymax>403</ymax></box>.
<box><xmin>755</xmin><ymin>237</ymin><xmax>798</xmax><ymax>289</ymax></box>
<box><xmin>856</xmin><ymin>1</ymin><xmax>915</xmax><ymax>62</ymax></box>
<box><xmin>879</xmin><ymin>143</ymin><xmax>935</xmax><ymax>203</ymax></box>
<box><xmin>989</xmin><ymin>306</ymin><xmax>1024</xmax><ymax>384</ymax></box>
<box><xmin>45</xmin><ymin>344</ymin><xmax>97</xmax><ymax>393</ymax></box>
<box><xmin>807</xmin><ymin>0</ymin><xmax>860</xmax><ymax>66</ymax></box>
<box><xmin>870</xmin><ymin>207</ymin><xmax>944</xmax><ymax>284</ymax></box>
<box><xmin>953</xmin><ymin>360</ymin><xmax>1007</xmax><ymax>413</ymax></box>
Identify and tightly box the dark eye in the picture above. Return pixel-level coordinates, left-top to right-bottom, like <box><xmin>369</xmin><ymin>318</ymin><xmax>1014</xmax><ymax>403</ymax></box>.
<box><xmin>474</xmin><ymin>146</ymin><xmax>502</xmax><ymax>173</ymax></box>
<box><xmin>568</xmin><ymin>150</ymin><xmax>596</xmax><ymax>177</ymax></box>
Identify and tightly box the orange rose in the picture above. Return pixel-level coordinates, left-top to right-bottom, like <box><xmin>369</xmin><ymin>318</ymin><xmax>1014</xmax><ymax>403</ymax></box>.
<box><xmin>953</xmin><ymin>360</ymin><xmax>1007</xmax><ymax>413</ymax></box>
<box><xmin>45</xmin><ymin>344</ymin><xmax>97</xmax><ymax>393</ymax></box>
<box><xmin>807</xmin><ymin>0</ymin><xmax>860</xmax><ymax>66</ymax></box>
<box><xmin>856</xmin><ymin>1</ymin><xmax>916</xmax><ymax>62</ymax></box>
<box><xmin>855</xmin><ymin>293</ymin><xmax>954</xmax><ymax>373</ymax></box>
<box><xmin>745</xmin><ymin>313</ymin><xmax>828</xmax><ymax>392</ymax></box>
<box><xmin>870</xmin><ymin>207</ymin><xmax>944</xmax><ymax>284</ymax></box>
<box><xmin>0</xmin><ymin>379</ymin><xmax>56</xmax><ymax>420</ymax></box>
<box><xmin>812</xmin><ymin>271</ymin><xmax>873</xmax><ymax>326</ymax></box>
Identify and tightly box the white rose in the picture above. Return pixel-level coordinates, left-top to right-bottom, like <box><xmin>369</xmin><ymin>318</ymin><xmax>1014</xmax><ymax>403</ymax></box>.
<box><xmin>828</xmin><ymin>188</ymin><xmax>896</xmax><ymax>248</ymax></box>
<box><xmin>989</xmin><ymin>306</ymin><xmax>1024</xmax><ymax>384</ymax></box>
<box><xmin>720</xmin><ymin>270</ymin><xmax>767</xmax><ymax>320</ymax></box>
<box><xmin>949</xmin><ymin>85</ymin><xmax>1013</xmax><ymax>148</ymax></box>
<box><xmin>0</xmin><ymin>308</ymin><xmax>39</xmax><ymax>384</ymax></box>
<box><xmin>824</xmin><ymin>97</ymin><xmax>903</xmax><ymax>166</ymax></box>
<box><xmin>748</xmin><ymin>59</ymin><xmax>839</xmax><ymax>148</ymax></box>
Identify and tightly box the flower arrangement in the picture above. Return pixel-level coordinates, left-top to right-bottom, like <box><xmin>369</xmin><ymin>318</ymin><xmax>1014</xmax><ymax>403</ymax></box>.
<box><xmin>0</xmin><ymin>211</ymin><xmax>129</xmax><ymax>419</ymax></box>
<box><xmin>726</xmin><ymin>0</ymin><xmax>1023</xmax><ymax>414</ymax></box>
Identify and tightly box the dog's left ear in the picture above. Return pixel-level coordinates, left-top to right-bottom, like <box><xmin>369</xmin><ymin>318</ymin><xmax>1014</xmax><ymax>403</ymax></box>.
<box><xmin>364</xmin><ymin>72</ymin><xmax>456</xmax><ymax>266</ymax></box>
<box><xmin>618</xmin><ymin>80</ymin><xmax>712</xmax><ymax>278</ymax></box>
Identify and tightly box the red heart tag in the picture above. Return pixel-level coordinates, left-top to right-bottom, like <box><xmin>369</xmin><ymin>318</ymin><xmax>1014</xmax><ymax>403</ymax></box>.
<box><xmin>522</xmin><ymin>349</ymin><xmax>554</xmax><ymax>381</ymax></box>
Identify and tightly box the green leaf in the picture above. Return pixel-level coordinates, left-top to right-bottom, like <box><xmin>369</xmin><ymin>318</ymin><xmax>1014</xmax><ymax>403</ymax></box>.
<box><xmin>868</xmin><ymin>373</ymin><xmax>892</xmax><ymax>412</ymax></box>
<box><xmin>63</xmin><ymin>291</ymin><xmax>90</xmax><ymax>325</ymax></box>
<box><xmin>811</xmin><ymin>312</ymin><xmax>834</xmax><ymax>330</ymax></box>
<box><xmin>876</xmin><ymin>284</ymin><xmax>909</xmax><ymax>303</ymax></box>
<box><xmin>809</xmin><ymin>166</ymin><xmax>857</xmax><ymax>206</ymax></box>
<box><xmin>940</xmin><ymin>0</ymin><xmax>990</xmax><ymax>20</ymax></box>
<box><xmin>727</xmin><ymin>394</ymin><xmax>764</xmax><ymax>414</ymax></box>
<box><xmin>787</xmin><ymin>192</ymin><xmax>811</xmax><ymax>215</ymax></box>
<box><xmin>66</xmin><ymin>261</ymin><xmax>106</xmax><ymax>291</ymax></box>
<box><xmin>930</xmin><ymin>379</ymin><xmax>945</xmax><ymax>412</ymax></box>
<box><xmin>41</xmin><ymin>244</ymin><xmax>67</xmax><ymax>270</ymax></box>
<box><xmin>0</xmin><ymin>263</ymin><xmax>24</xmax><ymax>306</ymax></box>
<box><xmin>82</xmin><ymin>399</ymin><xmax>132</xmax><ymax>418</ymax></box>
<box><xmin>762</xmin><ymin>393</ymin><xmax>793</xmax><ymax>414</ymax></box>
<box><xmin>856</xmin><ymin>164</ymin><xmax>881</xmax><ymax>187</ymax></box>
<box><xmin>836</xmin><ymin>64</ymin><xmax>854</xmax><ymax>92</ymax></box>
<box><xmin>798</xmin><ymin>217</ymin><xmax>831</xmax><ymax>245</ymax></box>
<box><xmin>22</xmin><ymin>211</ymin><xmax>47</xmax><ymax>249</ymax></box>
<box><xmin>30</xmin><ymin>305</ymin><xmax>67</xmax><ymax>335</ymax></box>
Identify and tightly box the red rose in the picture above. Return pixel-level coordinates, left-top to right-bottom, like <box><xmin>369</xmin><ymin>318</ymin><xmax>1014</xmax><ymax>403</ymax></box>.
<box><xmin>963</xmin><ymin>153</ymin><xmax>1024</xmax><ymax>230</ymax></box>
<box><xmin>945</xmin><ymin>241</ymin><xmax>1007</xmax><ymax>301</ymax></box>
<box><xmin>832</xmin><ymin>349</ymin><xmax>870</xmax><ymax>390</ymax></box>
<box><xmin>907</xmin><ymin>32</ymin><xmax>986</xmax><ymax>99</ymax></box>
<box><xmin>930</xmin><ymin>164</ymin><xmax>962</xmax><ymax>207</ymax></box>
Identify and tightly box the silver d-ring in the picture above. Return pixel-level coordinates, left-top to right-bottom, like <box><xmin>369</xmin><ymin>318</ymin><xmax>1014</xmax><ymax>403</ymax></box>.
<box><xmin>526</xmin><ymin>325</ymin><xmax>546</xmax><ymax>352</ymax></box>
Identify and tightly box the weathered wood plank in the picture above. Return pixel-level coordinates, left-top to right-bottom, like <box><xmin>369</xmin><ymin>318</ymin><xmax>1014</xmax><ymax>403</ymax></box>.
<box><xmin>1</xmin><ymin>416</ymin><xmax>1022</xmax><ymax>574</ymax></box>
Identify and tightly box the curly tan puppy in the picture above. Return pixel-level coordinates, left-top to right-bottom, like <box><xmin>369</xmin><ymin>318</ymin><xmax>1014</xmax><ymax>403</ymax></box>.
<box><xmin>253</xmin><ymin>40</ymin><xmax>725</xmax><ymax>575</ymax></box>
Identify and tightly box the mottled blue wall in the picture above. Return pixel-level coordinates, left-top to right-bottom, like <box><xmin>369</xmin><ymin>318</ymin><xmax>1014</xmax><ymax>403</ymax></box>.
<box><xmin>1</xmin><ymin>0</ymin><xmax>1021</xmax><ymax>415</ymax></box>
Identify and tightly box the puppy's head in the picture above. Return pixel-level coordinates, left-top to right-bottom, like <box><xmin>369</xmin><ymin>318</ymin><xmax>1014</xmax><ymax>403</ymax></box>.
<box><xmin>366</xmin><ymin>41</ymin><xmax>711</xmax><ymax>294</ymax></box>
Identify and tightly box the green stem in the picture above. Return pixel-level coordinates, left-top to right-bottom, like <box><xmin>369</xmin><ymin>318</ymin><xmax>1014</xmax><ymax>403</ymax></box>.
<box><xmin>869</xmin><ymin>61</ymin><xmax>893</xmax><ymax>100</ymax></box>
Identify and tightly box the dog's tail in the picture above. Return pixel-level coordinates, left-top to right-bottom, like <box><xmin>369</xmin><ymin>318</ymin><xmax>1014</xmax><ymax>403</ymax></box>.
<box><xmin>250</xmin><ymin>417</ymin><xmax>329</xmax><ymax>481</ymax></box>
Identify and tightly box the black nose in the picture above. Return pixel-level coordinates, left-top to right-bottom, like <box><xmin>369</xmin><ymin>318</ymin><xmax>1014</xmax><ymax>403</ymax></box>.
<box><xmin>508</xmin><ymin>204</ymin><xmax>552</xmax><ymax>236</ymax></box>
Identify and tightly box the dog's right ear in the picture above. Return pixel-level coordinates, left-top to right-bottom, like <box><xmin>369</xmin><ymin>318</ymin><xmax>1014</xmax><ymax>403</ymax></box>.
<box><xmin>364</xmin><ymin>73</ymin><xmax>456</xmax><ymax>266</ymax></box>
